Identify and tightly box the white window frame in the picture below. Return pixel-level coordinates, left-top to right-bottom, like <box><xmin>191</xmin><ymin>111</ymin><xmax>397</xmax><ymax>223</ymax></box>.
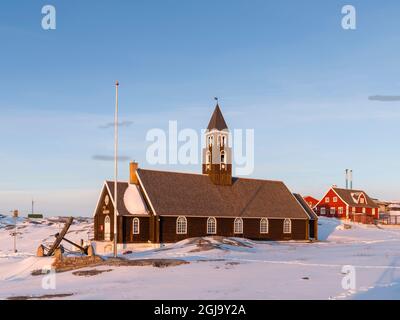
<box><xmin>221</xmin><ymin>135</ymin><xmax>226</xmax><ymax>147</ymax></box>
<box><xmin>283</xmin><ymin>219</ymin><xmax>292</xmax><ymax>234</ymax></box>
<box><xmin>333</xmin><ymin>197</ymin><xmax>338</xmax><ymax>203</ymax></box>
<box><xmin>320</xmin><ymin>207</ymin><xmax>326</xmax><ymax>215</ymax></box>
<box><xmin>338</xmin><ymin>207</ymin><xmax>344</xmax><ymax>215</ymax></box>
<box><xmin>132</xmin><ymin>217</ymin><xmax>140</xmax><ymax>235</ymax></box>
<box><xmin>362</xmin><ymin>208</ymin><xmax>366</xmax><ymax>214</ymax></box>
<box><xmin>260</xmin><ymin>218</ymin><xmax>269</xmax><ymax>234</ymax></box>
<box><xmin>206</xmin><ymin>151</ymin><xmax>211</xmax><ymax>164</ymax></box>
<box><xmin>176</xmin><ymin>216</ymin><xmax>187</xmax><ymax>235</ymax></box>
<box><xmin>234</xmin><ymin>218</ymin><xmax>243</xmax><ymax>234</ymax></box>
<box><xmin>330</xmin><ymin>207</ymin><xmax>336</xmax><ymax>215</ymax></box>
<box><xmin>207</xmin><ymin>217</ymin><xmax>217</xmax><ymax>234</ymax></box>
<box><xmin>208</xmin><ymin>135</ymin><xmax>214</xmax><ymax>147</ymax></box>
<box><xmin>360</xmin><ymin>197</ymin><xmax>365</xmax><ymax>204</ymax></box>
<box><xmin>325</xmin><ymin>197</ymin><xmax>330</xmax><ymax>203</ymax></box>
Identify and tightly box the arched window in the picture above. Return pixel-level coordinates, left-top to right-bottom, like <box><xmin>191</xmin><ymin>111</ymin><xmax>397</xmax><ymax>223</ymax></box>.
<box><xmin>260</xmin><ymin>218</ymin><xmax>269</xmax><ymax>234</ymax></box>
<box><xmin>132</xmin><ymin>218</ymin><xmax>140</xmax><ymax>235</ymax></box>
<box><xmin>208</xmin><ymin>135</ymin><xmax>214</xmax><ymax>147</ymax></box>
<box><xmin>104</xmin><ymin>215</ymin><xmax>111</xmax><ymax>241</ymax></box>
<box><xmin>207</xmin><ymin>217</ymin><xmax>217</xmax><ymax>234</ymax></box>
<box><xmin>176</xmin><ymin>216</ymin><xmax>187</xmax><ymax>235</ymax></box>
<box><xmin>283</xmin><ymin>219</ymin><xmax>292</xmax><ymax>234</ymax></box>
<box><xmin>206</xmin><ymin>151</ymin><xmax>211</xmax><ymax>164</ymax></box>
<box><xmin>234</xmin><ymin>218</ymin><xmax>243</xmax><ymax>234</ymax></box>
<box><xmin>222</xmin><ymin>135</ymin><xmax>226</xmax><ymax>147</ymax></box>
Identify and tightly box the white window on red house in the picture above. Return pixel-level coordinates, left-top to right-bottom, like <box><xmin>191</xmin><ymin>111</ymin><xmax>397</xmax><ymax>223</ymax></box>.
<box><xmin>362</xmin><ymin>208</ymin><xmax>366</xmax><ymax>214</ymax></box>
<box><xmin>325</xmin><ymin>197</ymin><xmax>330</xmax><ymax>203</ymax></box>
<box><xmin>333</xmin><ymin>197</ymin><xmax>338</xmax><ymax>203</ymax></box>
<box><xmin>320</xmin><ymin>208</ymin><xmax>326</xmax><ymax>215</ymax></box>
<box><xmin>330</xmin><ymin>208</ymin><xmax>336</xmax><ymax>215</ymax></box>
<box><xmin>352</xmin><ymin>207</ymin><xmax>356</xmax><ymax>213</ymax></box>
<box><xmin>371</xmin><ymin>208</ymin><xmax>375</xmax><ymax>216</ymax></box>
<box><xmin>360</xmin><ymin>197</ymin><xmax>365</xmax><ymax>204</ymax></box>
<box><xmin>338</xmin><ymin>207</ymin><xmax>343</xmax><ymax>215</ymax></box>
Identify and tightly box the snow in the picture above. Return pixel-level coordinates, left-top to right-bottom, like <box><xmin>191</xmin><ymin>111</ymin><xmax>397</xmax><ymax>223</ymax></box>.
<box><xmin>1</xmin><ymin>216</ymin><xmax>400</xmax><ymax>299</ymax></box>
<box><xmin>123</xmin><ymin>185</ymin><xmax>148</xmax><ymax>215</ymax></box>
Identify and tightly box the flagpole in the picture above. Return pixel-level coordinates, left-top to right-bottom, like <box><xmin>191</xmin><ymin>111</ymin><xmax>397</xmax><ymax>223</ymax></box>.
<box><xmin>113</xmin><ymin>81</ymin><xmax>119</xmax><ymax>258</ymax></box>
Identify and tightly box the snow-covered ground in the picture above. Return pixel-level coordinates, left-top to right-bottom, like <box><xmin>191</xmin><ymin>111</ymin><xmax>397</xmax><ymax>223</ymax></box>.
<box><xmin>1</xmin><ymin>215</ymin><xmax>400</xmax><ymax>300</ymax></box>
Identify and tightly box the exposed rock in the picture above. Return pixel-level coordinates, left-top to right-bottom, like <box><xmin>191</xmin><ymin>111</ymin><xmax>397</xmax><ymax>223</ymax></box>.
<box><xmin>7</xmin><ymin>293</ymin><xmax>74</xmax><ymax>300</ymax></box>
<box><xmin>72</xmin><ymin>269</ymin><xmax>113</xmax><ymax>277</ymax></box>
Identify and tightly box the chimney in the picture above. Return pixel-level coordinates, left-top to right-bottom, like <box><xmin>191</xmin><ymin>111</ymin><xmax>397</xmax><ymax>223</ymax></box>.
<box><xmin>349</xmin><ymin>170</ymin><xmax>353</xmax><ymax>190</ymax></box>
<box><xmin>129</xmin><ymin>161</ymin><xmax>139</xmax><ymax>185</ymax></box>
<box><xmin>345</xmin><ymin>169</ymin><xmax>349</xmax><ymax>189</ymax></box>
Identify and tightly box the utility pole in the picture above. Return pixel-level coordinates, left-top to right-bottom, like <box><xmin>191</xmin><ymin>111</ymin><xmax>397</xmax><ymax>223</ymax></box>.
<box><xmin>113</xmin><ymin>81</ymin><xmax>119</xmax><ymax>258</ymax></box>
<box><xmin>12</xmin><ymin>210</ymin><xmax>18</xmax><ymax>253</ymax></box>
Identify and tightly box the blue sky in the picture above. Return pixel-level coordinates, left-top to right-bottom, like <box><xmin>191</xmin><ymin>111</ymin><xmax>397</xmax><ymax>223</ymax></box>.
<box><xmin>1</xmin><ymin>0</ymin><xmax>400</xmax><ymax>216</ymax></box>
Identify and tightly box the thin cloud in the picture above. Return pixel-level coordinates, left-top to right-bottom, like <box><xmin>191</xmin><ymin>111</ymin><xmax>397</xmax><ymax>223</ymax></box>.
<box><xmin>368</xmin><ymin>95</ymin><xmax>400</xmax><ymax>102</ymax></box>
<box><xmin>92</xmin><ymin>155</ymin><xmax>131</xmax><ymax>162</ymax></box>
<box><xmin>98</xmin><ymin>120</ymin><xmax>133</xmax><ymax>129</ymax></box>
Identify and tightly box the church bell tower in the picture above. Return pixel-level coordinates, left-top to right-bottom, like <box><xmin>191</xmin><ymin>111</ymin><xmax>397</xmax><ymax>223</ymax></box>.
<box><xmin>202</xmin><ymin>102</ymin><xmax>232</xmax><ymax>186</ymax></box>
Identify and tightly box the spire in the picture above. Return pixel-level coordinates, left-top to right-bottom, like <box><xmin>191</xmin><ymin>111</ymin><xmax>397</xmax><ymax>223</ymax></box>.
<box><xmin>207</xmin><ymin>100</ymin><xmax>228</xmax><ymax>131</ymax></box>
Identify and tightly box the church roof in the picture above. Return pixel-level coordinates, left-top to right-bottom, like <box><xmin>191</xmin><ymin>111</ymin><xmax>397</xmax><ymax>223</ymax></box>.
<box><xmin>207</xmin><ymin>104</ymin><xmax>228</xmax><ymax>131</ymax></box>
<box><xmin>136</xmin><ymin>168</ymin><xmax>310</xmax><ymax>219</ymax></box>
<box><xmin>293</xmin><ymin>193</ymin><xmax>318</xmax><ymax>220</ymax></box>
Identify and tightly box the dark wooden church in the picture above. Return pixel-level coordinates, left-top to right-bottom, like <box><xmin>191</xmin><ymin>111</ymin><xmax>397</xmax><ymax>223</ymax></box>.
<box><xmin>93</xmin><ymin>104</ymin><xmax>318</xmax><ymax>252</ymax></box>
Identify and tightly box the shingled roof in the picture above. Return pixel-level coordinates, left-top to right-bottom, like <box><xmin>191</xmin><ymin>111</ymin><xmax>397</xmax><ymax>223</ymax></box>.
<box><xmin>136</xmin><ymin>169</ymin><xmax>310</xmax><ymax>219</ymax></box>
<box><xmin>293</xmin><ymin>193</ymin><xmax>318</xmax><ymax>220</ymax></box>
<box><xmin>105</xmin><ymin>181</ymin><xmax>131</xmax><ymax>216</ymax></box>
<box><xmin>207</xmin><ymin>104</ymin><xmax>228</xmax><ymax>131</ymax></box>
<box><xmin>332</xmin><ymin>187</ymin><xmax>379</xmax><ymax>208</ymax></box>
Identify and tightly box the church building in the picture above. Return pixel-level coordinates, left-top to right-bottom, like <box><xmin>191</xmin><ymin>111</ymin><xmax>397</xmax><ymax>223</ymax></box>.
<box><xmin>93</xmin><ymin>104</ymin><xmax>318</xmax><ymax>252</ymax></box>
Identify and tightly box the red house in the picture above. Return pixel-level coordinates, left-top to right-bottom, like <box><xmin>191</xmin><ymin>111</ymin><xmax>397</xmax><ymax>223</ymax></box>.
<box><xmin>303</xmin><ymin>196</ymin><xmax>319</xmax><ymax>209</ymax></box>
<box><xmin>315</xmin><ymin>186</ymin><xmax>379</xmax><ymax>224</ymax></box>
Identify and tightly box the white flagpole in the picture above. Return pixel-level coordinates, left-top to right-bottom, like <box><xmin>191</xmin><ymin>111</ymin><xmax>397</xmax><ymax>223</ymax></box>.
<box><xmin>113</xmin><ymin>81</ymin><xmax>119</xmax><ymax>258</ymax></box>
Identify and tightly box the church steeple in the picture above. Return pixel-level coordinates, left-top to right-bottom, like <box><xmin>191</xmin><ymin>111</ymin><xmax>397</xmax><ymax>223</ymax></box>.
<box><xmin>207</xmin><ymin>104</ymin><xmax>228</xmax><ymax>131</ymax></box>
<box><xmin>202</xmin><ymin>102</ymin><xmax>232</xmax><ymax>186</ymax></box>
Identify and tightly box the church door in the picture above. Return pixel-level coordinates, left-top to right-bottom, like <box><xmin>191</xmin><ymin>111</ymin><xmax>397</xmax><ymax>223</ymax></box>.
<box><xmin>104</xmin><ymin>215</ymin><xmax>111</xmax><ymax>241</ymax></box>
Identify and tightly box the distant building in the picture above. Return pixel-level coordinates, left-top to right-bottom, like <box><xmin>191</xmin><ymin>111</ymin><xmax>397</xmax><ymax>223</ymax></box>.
<box><xmin>388</xmin><ymin>203</ymin><xmax>400</xmax><ymax>216</ymax></box>
<box><xmin>28</xmin><ymin>214</ymin><xmax>43</xmax><ymax>219</ymax></box>
<box><xmin>371</xmin><ymin>199</ymin><xmax>391</xmax><ymax>216</ymax></box>
<box><xmin>315</xmin><ymin>186</ymin><xmax>379</xmax><ymax>224</ymax></box>
<box><xmin>303</xmin><ymin>196</ymin><xmax>319</xmax><ymax>209</ymax></box>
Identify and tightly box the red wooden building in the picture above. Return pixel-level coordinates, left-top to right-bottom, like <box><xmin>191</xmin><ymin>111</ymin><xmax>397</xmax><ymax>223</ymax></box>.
<box><xmin>303</xmin><ymin>196</ymin><xmax>319</xmax><ymax>209</ymax></box>
<box><xmin>315</xmin><ymin>186</ymin><xmax>379</xmax><ymax>224</ymax></box>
